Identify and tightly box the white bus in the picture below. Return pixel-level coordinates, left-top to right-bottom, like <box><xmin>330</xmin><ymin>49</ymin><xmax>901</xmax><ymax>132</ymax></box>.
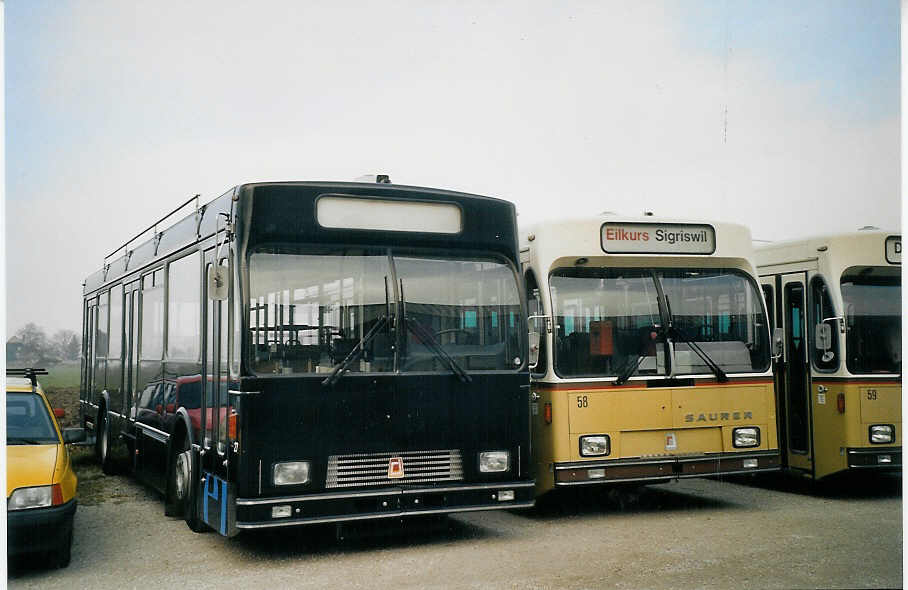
<box><xmin>522</xmin><ymin>215</ymin><xmax>780</xmax><ymax>495</ymax></box>
<box><xmin>756</xmin><ymin>230</ymin><xmax>901</xmax><ymax>479</ymax></box>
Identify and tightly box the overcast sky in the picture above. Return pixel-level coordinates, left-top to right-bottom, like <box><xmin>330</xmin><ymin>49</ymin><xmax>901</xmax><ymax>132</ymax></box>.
<box><xmin>4</xmin><ymin>1</ymin><xmax>901</xmax><ymax>337</ymax></box>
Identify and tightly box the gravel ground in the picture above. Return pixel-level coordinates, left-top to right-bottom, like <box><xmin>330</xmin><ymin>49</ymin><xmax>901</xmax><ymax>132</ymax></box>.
<box><xmin>7</xmin><ymin>460</ymin><xmax>901</xmax><ymax>589</ymax></box>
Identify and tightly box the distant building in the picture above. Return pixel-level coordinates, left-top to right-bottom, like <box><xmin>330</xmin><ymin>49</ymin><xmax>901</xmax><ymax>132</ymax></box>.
<box><xmin>6</xmin><ymin>336</ymin><xmax>23</xmax><ymax>363</ymax></box>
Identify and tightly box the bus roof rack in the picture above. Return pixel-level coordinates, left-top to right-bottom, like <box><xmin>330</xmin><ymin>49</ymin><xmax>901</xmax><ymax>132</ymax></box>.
<box><xmin>104</xmin><ymin>193</ymin><xmax>201</xmax><ymax>262</ymax></box>
<box><xmin>6</xmin><ymin>367</ymin><xmax>48</xmax><ymax>387</ymax></box>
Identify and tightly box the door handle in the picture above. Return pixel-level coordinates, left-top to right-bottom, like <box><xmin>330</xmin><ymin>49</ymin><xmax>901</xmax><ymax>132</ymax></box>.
<box><xmin>530</xmin><ymin>392</ymin><xmax>540</xmax><ymax>402</ymax></box>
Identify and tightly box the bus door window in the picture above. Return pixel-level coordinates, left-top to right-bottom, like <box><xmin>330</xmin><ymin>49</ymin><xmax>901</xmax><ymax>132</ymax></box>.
<box><xmin>107</xmin><ymin>284</ymin><xmax>124</xmax><ymax>417</ymax></box>
<box><xmin>205</xmin><ymin>257</ymin><xmax>228</xmax><ymax>453</ymax></box>
<box><xmin>809</xmin><ymin>277</ymin><xmax>839</xmax><ymax>371</ymax></box>
<box><xmin>94</xmin><ymin>291</ymin><xmax>109</xmax><ymax>400</ymax></box>
<box><xmin>783</xmin><ymin>280</ymin><xmax>810</xmax><ymax>454</ymax></box>
<box><xmin>217</xmin><ymin>258</ymin><xmax>229</xmax><ymax>454</ymax></box>
<box><xmin>127</xmin><ymin>284</ymin><xmax>140</xmax><ymax>420</ymax></box>
<box><xmin>138</xmin><ymin>271</ymin><xmax>165</xmax><ymax>394</ymax></box>
<box><xmin>761</xmin><ymin>283</ymin><xmax>775</xmax><ymax>332</ymax></box>
<box><xmin>86</xmin><ymin>301</ymin><xmax>96</xmax><ymax>405</ymax></box>
<box><xmin>526</xmin><ymin>271</ymin><xmax>548</xmax><ymax>374</ymax></box>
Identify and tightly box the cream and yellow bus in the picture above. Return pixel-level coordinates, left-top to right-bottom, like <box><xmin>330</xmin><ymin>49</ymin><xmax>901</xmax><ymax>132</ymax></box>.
<box><xmin>755</xmin><ymin>230</ymin><xmax>901</xmax><ymax>480</ymax></box>
<box><xmin>521</xmin><ymin>216</ymin><xmax>780</xmax><ymax>495</ymax></box>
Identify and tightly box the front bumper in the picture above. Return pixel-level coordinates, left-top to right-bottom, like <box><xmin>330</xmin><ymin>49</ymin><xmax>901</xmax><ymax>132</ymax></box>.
<box><xmin>235</xmin><ymin>481</ymin><xmax>535</xmax><ymax>530</ymax></box>
<box><xmin>7</xmin><ymin>499</ymin><xmax>77</xmax><ymax>557</ymax></box>
<box><xmin>554</xmin><ymin>450</ymin><xmax>781</xmax><ymax>486</ymax></box>
<box><xmin>847</xmin><ymin>447</ymin><xmax>902</xmax><ymax>470</ymax></box>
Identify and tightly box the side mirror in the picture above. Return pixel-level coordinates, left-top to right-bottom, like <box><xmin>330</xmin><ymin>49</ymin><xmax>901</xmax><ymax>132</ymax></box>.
<box><xmin>772</xmin><ymin>327</ymin><xmax>784</xmax><ymax>359</ymax></box>
<box><xmin>528</xmin><ymin>331</ymin><xmax>541</xmax><ymax>368</ymax></box>
<box><xmin>53</xmin><ymin>408</ymin><xmax>65</xmax><ymax>419</ymax></box>
<box><xmin>815</xmin><ymin>323</ymin><xmax>832</xmax><ymax>351</ymax></box>
<box><xmin>208</xmin><ymin>265</ymin><xmax>228</xmax><ymax>301</ymax></box>
<box><xmin>63</xmin><ymin>428</ymin><xmax>86</xmax><ymax>444</ymax></box>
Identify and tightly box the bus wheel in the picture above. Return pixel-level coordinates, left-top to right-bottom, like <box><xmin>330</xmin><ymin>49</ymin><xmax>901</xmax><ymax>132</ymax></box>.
<box><xmin>166</xmin><ymin>437</ymin><xmax>208</xmax><ymax>533</ymax></box>
<box><xmin>96</xmin><ymin>410</ymin><xmax>115</xmax><ymax>475</ymax></box>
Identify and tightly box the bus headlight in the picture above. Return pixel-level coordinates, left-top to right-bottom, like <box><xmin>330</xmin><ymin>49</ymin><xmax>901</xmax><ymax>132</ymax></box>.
<box><xmin>273</xmin><ymin>461</ymin><xmax>311</xmax><ymax>485</ymax></box>
<box><xmin>870</xmin><ymin>424</ymin><xmax>894</xmax><ymax>444</ymax></box>
<box><xmin>580</xmin><ymin>435</ymin><xmax>610</xmax><ymax>457</ymax></box>
<box><xmin>479</xmin><ymin>451</ymin><xmax>509</xmax><ymax>473</ymax></box>
<box><xmin>733</xmin><ymin>427</ymin><xmax>760</xmax><ymax>448</ymax></box>
<box><xmin>8</xmin><ymin>485</ymin><xmax>53</xmax><ymax>510</ymax></box>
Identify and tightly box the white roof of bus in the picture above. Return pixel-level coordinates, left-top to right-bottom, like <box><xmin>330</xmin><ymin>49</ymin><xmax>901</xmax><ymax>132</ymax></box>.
<box><xmin>520</xmin><ymin>213</ymin><xmax>755</xmax><ymax>262</ymax></box>
<box><xmin>754</xmin><ymin>229</ymin><xmax>899</xmax><ymax>268</ymax></box>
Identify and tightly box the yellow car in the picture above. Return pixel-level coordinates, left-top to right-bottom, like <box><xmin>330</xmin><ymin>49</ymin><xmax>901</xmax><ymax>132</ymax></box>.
<box><xmin>6</xmin><ymin>368</ymin><xmax>85</xmax><ymax>568</ymax></box>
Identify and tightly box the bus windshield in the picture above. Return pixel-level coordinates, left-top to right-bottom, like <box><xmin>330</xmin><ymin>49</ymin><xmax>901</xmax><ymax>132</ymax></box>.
<box><xmin>659</xmin><ymin>269</ymin><xmax>769</xmax><ymax>374</ymax></box>
<box><xmin>249</xmin><ymin>249</ymin><xmax>522</xmax><ymax>375</ymax></box>
<box><xmin>550</xmin><ymin>267</ymin><xmax>769</xmax><ymax>378</ymax></box>
<box><xmin>841</xmin><ymin>266</ymin><xmax>901</xmax><ymax>374</ymax></box>
<box><xmin>396</xmin><ymin>256</ymin><xmax>522</xmax><ymax>372</ymax></box>
<box><xmin>550</xmin><ymin>268</ymin><xmax>666</xmax><ymax>378</ymax></box>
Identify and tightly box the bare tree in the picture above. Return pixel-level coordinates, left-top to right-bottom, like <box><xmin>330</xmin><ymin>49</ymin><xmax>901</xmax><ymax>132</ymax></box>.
<box><xmin>10</xmin><ymin>323</ymin><xmax>54</xmax><ymax>365</ymax></box>
<box><xmin>52</xmin><ymin>329</ymin><xmax>81</xmax><ymax>361</ymax></box>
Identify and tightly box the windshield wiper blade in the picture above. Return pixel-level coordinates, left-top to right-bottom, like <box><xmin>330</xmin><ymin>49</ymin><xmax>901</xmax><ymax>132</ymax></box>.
<box><xmin>615</xmin><ymin>354</ymin><xmax>648</xmax><ymax>386</ymax></box>
<box><xmin>322</xmin><ymin>315</ymin><xmax>389</xmax><ymax>387</ymax></box>
<box><xmin>668</xmin><ymin>325</ymin><xmax>728</xmax><ymax>383</ymax></box>
<box><xmin>405</xmin><ymin>316</ymin><xmax>472</xmax><ymax>384</ymax></box>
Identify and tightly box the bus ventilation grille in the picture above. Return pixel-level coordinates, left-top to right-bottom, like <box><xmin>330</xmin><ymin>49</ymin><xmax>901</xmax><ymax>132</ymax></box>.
<box><xmin>326</xmin><ymin>449</ymin><xmax>464</xmax><ymax>488</ymax></box>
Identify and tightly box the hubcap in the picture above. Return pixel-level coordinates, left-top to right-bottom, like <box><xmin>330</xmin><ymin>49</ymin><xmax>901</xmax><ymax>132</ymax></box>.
<box><xmin>100</xmin><ymin>420</ymin><xmax>108</xmax><ymax>461</ymax></box>
<box><xmin>175</xmin><ymin>451</ymin><xmax>191</xmax><ymax>501</ymax></box>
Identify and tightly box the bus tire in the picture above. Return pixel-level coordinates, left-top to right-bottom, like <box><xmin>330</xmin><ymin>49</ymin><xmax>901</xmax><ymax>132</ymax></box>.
<box><xmin>166</xmin><ymin>436</ymin><xmax>208</xmax><ymax>533</ymax></box>
<box><xmin>96</xmin><ymin>409</ymin><xmax>116</xmax><ymax>475</ymax></box>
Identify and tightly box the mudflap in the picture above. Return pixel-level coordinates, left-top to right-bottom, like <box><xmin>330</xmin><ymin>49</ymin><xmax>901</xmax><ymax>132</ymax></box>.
<box><xmin>201</xmin><ymin>470</ymin><xmax>238</xmax><ymax>537</ymax></box>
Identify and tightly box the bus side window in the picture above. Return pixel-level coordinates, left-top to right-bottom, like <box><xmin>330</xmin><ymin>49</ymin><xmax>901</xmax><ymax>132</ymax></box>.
<box><xmin>525</xmin><ymin>271</ymin><xmax>547</xmax><ymax>374</ymax></box>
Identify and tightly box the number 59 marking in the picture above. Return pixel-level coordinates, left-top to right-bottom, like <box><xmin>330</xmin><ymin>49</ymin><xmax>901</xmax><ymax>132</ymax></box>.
<box><xmin>867</xmin><ymin>389</ymin><xmax>878</xmax><ymax>400</ymax></box>
<box><xmin>577</xmin><ymin>395</ymin><xmax>589</xmax><ymax>408</ymax></box>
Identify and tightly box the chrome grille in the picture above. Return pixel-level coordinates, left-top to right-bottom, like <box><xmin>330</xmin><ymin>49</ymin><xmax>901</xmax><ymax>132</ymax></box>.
<box><xmin>326</xmin><ymin>449</ymin><xmax>464</xmax><ymax>488</ymax></box>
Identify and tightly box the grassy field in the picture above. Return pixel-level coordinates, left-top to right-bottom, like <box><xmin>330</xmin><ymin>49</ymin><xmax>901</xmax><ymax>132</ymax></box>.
<box><xmin>16</xmin><ymin>363</ymin><xmax>84</xmax><ymax>427</ymax></box>
<box><xmin>27</xmin><ymin>362</ymin><xmax>82</xmax><ymax>389</ymax></box>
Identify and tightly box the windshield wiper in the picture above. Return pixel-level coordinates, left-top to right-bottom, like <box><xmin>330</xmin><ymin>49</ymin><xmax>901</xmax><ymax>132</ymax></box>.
<box><xmin>405</xmin><ymin>316</ymin><xmax>472</xmax><ymax>384</ymax></box>
<box><xmin>667</xmin><ymin>325</ymin><xmax>728</xmax><ymax>383</ymax></box>
<box><xmin>322</xmin><ymin>315</ymin><xmax>389</xmax><ymax>387</ymax></box>
<box><xmin>615</xmin><ymin>354</ymin><xmax>648</xmax><ymax>386</ymax></box>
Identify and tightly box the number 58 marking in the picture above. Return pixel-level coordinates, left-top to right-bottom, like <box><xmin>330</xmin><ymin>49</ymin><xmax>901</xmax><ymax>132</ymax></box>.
<box><xmin>577</xmin><ymin>395</ymin><xmax>589</xmax><ymax>408</ymax></box>
<box><xmin>866</xmin><ymin>389</ymin><xmax>878</xmax><ymax>400</ymax></box>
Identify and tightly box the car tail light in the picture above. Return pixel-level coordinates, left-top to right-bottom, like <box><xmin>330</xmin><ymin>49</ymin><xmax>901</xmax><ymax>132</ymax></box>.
<box><xmin>544</xmin><ymin>402</ymin><xmax>552</xmax><ymax>425</ymax></box>
<box><xmin>51</xmin><ymin>483</ymin><xmax>64</xmax><ymax>506</ymax></box>
<box><xmin>837</xmin><ymin>393</ymin><xmax>845</xmax><ymax>414</ymax></box>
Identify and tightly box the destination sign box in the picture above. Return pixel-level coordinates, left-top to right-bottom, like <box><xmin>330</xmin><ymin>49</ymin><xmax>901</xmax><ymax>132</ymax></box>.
<box><xmin>601</xmin><ymin>222</ymin><xmax>716</xmax><ymax>254</ymax></box>
<box><xmin>885</xmin><ymin>235</ymin><xmax>901</xmax><ymax>264</ymax></box>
